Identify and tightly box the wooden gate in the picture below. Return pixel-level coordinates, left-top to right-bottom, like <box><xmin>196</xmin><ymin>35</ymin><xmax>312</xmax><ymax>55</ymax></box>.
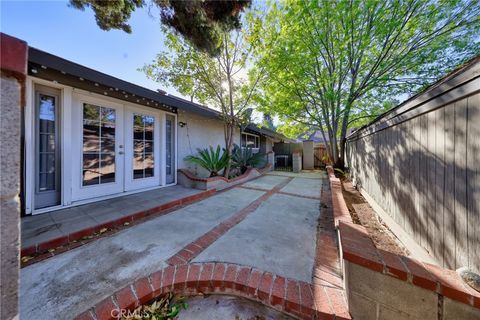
<box><xmin>314</xmin><ymin>144</ymin><xmax>329</xmax><ymax>168</ymax></box>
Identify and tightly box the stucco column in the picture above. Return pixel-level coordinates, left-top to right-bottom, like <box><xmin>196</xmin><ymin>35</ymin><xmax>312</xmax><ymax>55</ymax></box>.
<box><xmin>266</xmin><ymin>151</ymin><xmax>275</xmax><ymax>171</ymax></box>
<box><xmin>292</xmin><ymin>152</ymin><xmax>302</xmax><ymax>173</ymax></box>
<box><xmin>0</xmin><ymin>33</ymin><xmax>27</xmax><ymax>320</ymax></box>
<box><xmin>302</xmin><ymin>140</ymin><xmax>314</xmax><ymax>170</ymax></box>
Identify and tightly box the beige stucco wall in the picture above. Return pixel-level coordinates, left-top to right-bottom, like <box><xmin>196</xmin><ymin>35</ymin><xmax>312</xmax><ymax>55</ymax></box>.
<box><xmin>1</xmin><ymin>75</ymin><xmax>21</xmax><ymax>320</ymax></box>
<box><xmin>177</xmin><ymin>110</ymin><xmax>240</xmax><ymax>178</ymax></box>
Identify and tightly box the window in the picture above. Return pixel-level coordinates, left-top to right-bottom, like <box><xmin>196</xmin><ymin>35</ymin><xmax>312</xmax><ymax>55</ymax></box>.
<box><xmin>38</xmin><ymin>94</ymin><xmax>57</xmax><ymax>191</ymax></box>
<box><xmin>82</xmin><ymin>103</ymin><xmax>116</xmax><ymax>186</ymax></box>
<box><xmin>165</xmin><ymin>114</ymin><xmax>176</xmax><ymax>184</ymax></box>
<box><xmin>241</xmin><ymin>133</ymin><xmax>259</xmax><ymax>149</ymax></box>
<box><xmin>133</xmin><ymin>114</ymin><xmax>154</xmax><ymax>179</ymax></box>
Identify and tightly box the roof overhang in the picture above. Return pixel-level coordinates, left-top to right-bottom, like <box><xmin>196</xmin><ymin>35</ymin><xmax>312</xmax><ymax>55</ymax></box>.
<box><xmin>27</xmin><ymin>47</ymin><xmax>223</xmax><ymax>119</ymax></box>
<box><xmin>244</xmin><ymin>124</ymin><xmax>294</xmax><ymax>142</ymax></box>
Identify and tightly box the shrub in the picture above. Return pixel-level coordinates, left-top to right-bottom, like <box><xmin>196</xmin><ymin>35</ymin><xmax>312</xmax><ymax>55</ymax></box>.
<box><xmin>231</xmin><ymin>144</ymin><xmax>266</xmax><ymax>174</ymax></box>
<box><xmin>185</xmin><ymin>145</ymin><xmax>229</xmax><ymax>177</ymax></box>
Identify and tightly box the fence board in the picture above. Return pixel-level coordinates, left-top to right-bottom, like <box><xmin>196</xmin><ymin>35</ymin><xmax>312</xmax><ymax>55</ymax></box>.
<box><xmin>467</xmin><ymin>94</ymin><xmax>480</xmax><ymax>271</ymax></box>
<box><xmin>434</xmin><ymin>107</ymin><xmax>446</xmax><ymax>266</ymax></box>
<box><xmin>346</xmin><ymin>90</ymin><xmax>479</xmax><ymax>272</ymax></box>
<box><xmin>454</xmin><ymin>99</ymin><xmax>468</xmax><ymax>269</ymax></box>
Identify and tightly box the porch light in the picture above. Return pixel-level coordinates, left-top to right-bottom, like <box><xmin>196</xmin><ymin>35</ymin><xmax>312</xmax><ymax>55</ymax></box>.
<box><xmin>31</xmin><ymin>68</ymin><xmax>37</xmax><ymax>74</ymax></box>
<box><xmin>178</xmin><ymin>121</ymin><xmax>187</xmax><ymax>127</ymax></box>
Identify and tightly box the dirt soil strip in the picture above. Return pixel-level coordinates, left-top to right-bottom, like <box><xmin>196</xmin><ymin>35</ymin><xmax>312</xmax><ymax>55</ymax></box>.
<box><xmin>341</xmin><ymin>180</ymin><xmax>408</xmax><ymax>256</ymax></box>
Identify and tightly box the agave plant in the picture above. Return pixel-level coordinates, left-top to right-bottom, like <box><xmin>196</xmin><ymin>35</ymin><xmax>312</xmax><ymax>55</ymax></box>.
<box><xmin>231</xmin><ymin>144</ymin><xmax>266</xmax><ymax>174</ymax></box>
<box><xmin>185</xmin><ymin>145</ymin><xmax>229</xmax><ymax>177</ymax></box>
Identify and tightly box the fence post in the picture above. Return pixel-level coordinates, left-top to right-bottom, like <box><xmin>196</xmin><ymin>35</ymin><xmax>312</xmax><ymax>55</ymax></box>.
<box><xmin>292</xmin><ymin>152</ymin><xmax>302</xmax><ymax>173</ymax></box>
<box><xmin>302</xmin><ymin>140</ymin><xmax>314</xmax><ymax>169</ymax></box>
<box><xmin>267</xmin><ymin>151</ymin><xmax>275</xmax><ymax>170</ymax></box>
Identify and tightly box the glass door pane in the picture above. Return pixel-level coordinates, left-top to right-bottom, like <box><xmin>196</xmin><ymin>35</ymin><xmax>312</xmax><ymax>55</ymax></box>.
<box><xmin>165</xmin><ymin>114</ymin><xmax>176</xmax><ymax>184</ymax></box>
<box><xmin>133</xmin><ymin>114</ymin><xmax>155</xmax><ymax>179</ymax></box>
<box><xmin>82</xmin><ymin>103</ymin><xmax>116</xmax><ymax>186</ymax></box>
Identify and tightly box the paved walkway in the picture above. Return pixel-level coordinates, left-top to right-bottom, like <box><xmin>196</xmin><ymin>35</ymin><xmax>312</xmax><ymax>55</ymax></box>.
<box><xmin>20</xmin><ymin>171</ymin><xmax>347</xmax><ymax>319</ymax></box>
<box><xmin>22</xmin><ymin>185</ymin><xmax>203</xmax><ymax>249</ymax></box>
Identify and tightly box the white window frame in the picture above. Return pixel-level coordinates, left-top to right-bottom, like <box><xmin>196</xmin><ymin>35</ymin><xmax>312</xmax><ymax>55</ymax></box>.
<box><xmin>241</xmin><ymin>132</ymin><xmax>260</xmax><ymax>150</ymax></box>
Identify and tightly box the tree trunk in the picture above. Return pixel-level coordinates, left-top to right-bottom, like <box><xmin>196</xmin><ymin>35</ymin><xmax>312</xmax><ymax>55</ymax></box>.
<box><xmin>223</xmin><ymin>122</ymin><xmax>235</xmax><ymax>179</ymax></box>
<box><xmin>334</xmin><ymin>138</ymin><xmax>346</xmax><ymax>169</ymax></box>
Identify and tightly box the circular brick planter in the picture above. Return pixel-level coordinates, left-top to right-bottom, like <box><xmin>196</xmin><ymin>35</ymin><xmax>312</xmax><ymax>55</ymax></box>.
<box><xmin>75</xmin><ymin>262</ymin><xmax>343</xmax><ymax>320</ymax></box>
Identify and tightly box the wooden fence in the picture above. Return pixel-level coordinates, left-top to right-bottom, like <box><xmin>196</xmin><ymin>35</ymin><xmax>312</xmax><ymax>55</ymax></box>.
<box><xmin>314</xmin><ymin>145</ymin><xmax>329</xmax><ymax>167</ymax></box>
<box><xmin>346</xmin><ymin>58</ymin><xmax>480</xmax><ymax>272</ymax></box>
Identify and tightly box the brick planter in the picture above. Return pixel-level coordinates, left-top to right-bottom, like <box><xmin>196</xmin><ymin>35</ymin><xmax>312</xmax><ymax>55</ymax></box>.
<box><xmin>75</xmin><ymin>262</ymin><xmax>349</xmax><ymax>320</ymax></box>
<box><xmin>178</xmin><ymin>165</ymin><xmax>272</xmax><ymax>191</ymax></box>
<box><xmin>326</xmin><ymin>166</ymin><xmax>480</xmax><ymax>319</ymax></box>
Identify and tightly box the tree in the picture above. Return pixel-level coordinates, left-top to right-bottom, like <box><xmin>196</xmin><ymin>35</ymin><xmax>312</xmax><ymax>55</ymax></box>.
<box><xmin>141</xmin><ymin>27</ymin><xmax>263</xmax><ymax>178</ymax></box>
<box><xmin>69</xmin><ymin>0</ymin><xmax>251</xmax><ymax>55</ymax></box>
<box><xmin>251</xmin><ymin>0</ymin><xmax>480</xmax><ymax>168</ymax></box>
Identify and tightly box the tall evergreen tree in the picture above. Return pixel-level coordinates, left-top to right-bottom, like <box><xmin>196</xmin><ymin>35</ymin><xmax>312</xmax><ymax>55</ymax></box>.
<box><xmin>69</xmin><ymin>0</ymin><xmax>251</xmax><ymax>56</ymax></box>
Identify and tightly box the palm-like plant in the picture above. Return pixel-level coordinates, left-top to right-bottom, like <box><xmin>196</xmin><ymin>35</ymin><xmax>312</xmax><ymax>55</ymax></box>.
<box><xmin>185</xmin><ymin>145</ymin><xmax>230</xmax><ymax>177</ymax></box>
<box><xmin>231</xmin><ymin>144</ymin><xmax>266</xmax><ymax>174</ymax></box>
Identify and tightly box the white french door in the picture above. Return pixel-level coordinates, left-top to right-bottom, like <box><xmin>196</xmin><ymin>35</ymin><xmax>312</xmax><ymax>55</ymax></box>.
<box><xmin>71</xmin><ymin>94</ymin><xmax>170</xmax><ymax>202</ymax></box>
<box><xmin>72</xmin><ymin>94</ymin><xmax>125</xmax><ymax>201</ymax></box>
<box><xmin>124</xmin><ymin>107</ymin><xmax>161</xmax><ymax>191</ymax></box>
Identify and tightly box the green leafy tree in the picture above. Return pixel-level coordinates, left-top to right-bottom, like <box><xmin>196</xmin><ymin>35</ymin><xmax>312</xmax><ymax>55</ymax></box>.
<box><xmin>251</xmin><ymin>0</ymin><xmax>480</xmax><ymax>168</ymax></box>
<box><xmin>69</xmin><ymin>0</ymin><xmax>251</xmax><ymax>55</ymax></box>
<box><xmin>141</xmin><ymin>27</ymin><xmax>264</xmax><ymax>178</ymax></box>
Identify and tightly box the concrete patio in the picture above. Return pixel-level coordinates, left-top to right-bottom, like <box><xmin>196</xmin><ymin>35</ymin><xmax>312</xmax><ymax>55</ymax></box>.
<box><xmin>21</xmin><ymin>185</ymin><xmax>204</xmax><ymax>250</ymax></box>
<box><xmin>20</xmin><ymin>171</ymin><xmax>347</xmax><ymax>319</ymax></box>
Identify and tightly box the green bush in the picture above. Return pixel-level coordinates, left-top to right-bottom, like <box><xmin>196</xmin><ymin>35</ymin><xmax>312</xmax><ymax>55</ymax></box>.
<box><xmin>185</xmin><ymin>145</ymin><xmax>229</xmax><ymax>177</ymax></box>
<box><xmin>231</xmin><ymin>144</ymin><xmax>266</xmax><ymax>174</ymax></box>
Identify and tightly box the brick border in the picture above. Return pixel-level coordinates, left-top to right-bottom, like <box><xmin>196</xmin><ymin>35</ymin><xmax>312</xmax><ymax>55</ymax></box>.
<box><xmin>75</xmin><ymin>262</ymin><xmax>350</xmax><ymax>320</ymax></box>
<box><xmin>178</xmin><ymin>165</ymin><xmax>272</xmax><ymax>183</ymax></box>
<box><xmin>21</xmin><ymin>189</ymin><xmax>216</xmax><ymax>262</ymax></box>
<box><xmin>313</xmin><ymin>178</ymin><xmax>343</xmax><ymax>290</ymax></box>
<box><xmin>326</xmin><ymin>166</ymin><xmax>480</xmax><ymax>309</ymax></box>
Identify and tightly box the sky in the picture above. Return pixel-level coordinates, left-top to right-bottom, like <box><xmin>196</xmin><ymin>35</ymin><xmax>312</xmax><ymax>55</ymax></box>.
<box><xmin>0</xmin><ymin>0</ymin><xmax>182</xmax><ymax>96</ymax></box>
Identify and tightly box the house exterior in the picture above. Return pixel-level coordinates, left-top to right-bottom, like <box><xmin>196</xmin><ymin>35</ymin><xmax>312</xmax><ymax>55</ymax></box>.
<box><xmin>17</xmin><ymin>39</ymin><xmax>280</xmax><ymax>216</ymax></box>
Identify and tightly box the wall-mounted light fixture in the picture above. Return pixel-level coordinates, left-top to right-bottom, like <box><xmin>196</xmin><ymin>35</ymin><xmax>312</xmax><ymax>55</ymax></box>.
<box><xmin>178</xmin><ymin>121</ymin><xmax>187</xmax><ymax>127</ymax></box>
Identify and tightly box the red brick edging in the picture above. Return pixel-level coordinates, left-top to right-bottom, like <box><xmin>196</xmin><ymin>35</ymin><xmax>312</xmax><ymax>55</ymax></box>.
<box><xmin>21</xmin><ymin>189</ymin><xmax>216</xmax><ymax>260</ymax></box>
<box><xmin>178</xmin><ymin>165</ymin><xmax>272</xmax><ymax>183</ymax></box>
<box><xmin>326</xmin><ymin>166</ymin><xmax>480</xmax><ymax>309</ymax></box>
<box><xmin>75</xmin><ymin>262</ymin><xmax>350</xmax><ymax>320</ymax></box>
